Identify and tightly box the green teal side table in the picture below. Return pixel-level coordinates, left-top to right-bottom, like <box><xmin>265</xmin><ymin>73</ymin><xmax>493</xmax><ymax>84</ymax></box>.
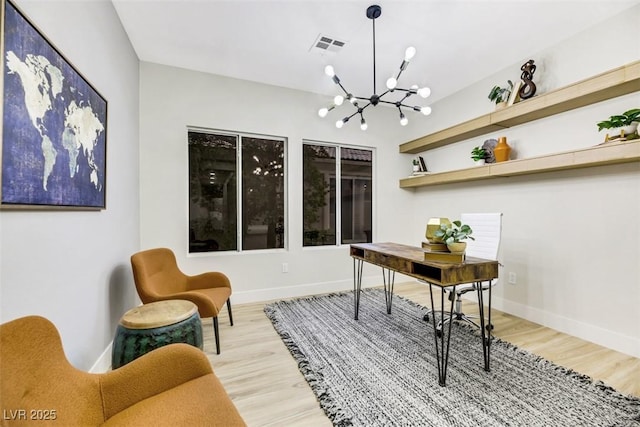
<box><xmin>112</xmin><ymin>299</ymin><xmax>203</xmax><ymax>369</ymax></box>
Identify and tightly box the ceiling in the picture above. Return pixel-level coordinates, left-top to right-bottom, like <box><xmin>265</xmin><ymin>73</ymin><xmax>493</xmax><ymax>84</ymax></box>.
<box><xmin>112</xmin><ymin>0</ymin><xmax>639</xmax><ymax>105</ymax></box>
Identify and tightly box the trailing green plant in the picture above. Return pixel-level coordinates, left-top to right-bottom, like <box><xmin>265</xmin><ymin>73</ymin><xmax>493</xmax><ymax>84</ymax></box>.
<box><xmin>434</xmin><ymin>220</ymin><xmax>474</xmax><ymax>244</ymax></box>
<box><xmin>471</xmin><ymin>146</ymin><xmax>487</xmax><ymax>161</ymax></box>
<box><xmin>597</xmin><ymin>108</ymin><xmax>640</xmax><ymax>131</ymax></box>
<box><xmin>488</xmin><ymin>80</ymin><xmax>513</xmax><ymax>104</ymax></box>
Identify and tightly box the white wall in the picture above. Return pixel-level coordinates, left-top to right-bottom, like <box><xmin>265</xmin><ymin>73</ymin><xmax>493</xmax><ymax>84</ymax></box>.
<box><xmin>139</xmin><ymin>62</ymin><xmax>416</xmax><ymax>302</ymax></box>
<box><xmin>0</xmin><ymin>0</ymin><xmax>140</xmax><ymax>371</ymax></box>
<box><xmin>139</xmin><ymin>6</ymin><xmax>639</xmax><ymax>359</ymax></box>
<box><xmin>402</xmin><ymin>6</ymin><xmax>640</xmax><ymax>357</ymax></box>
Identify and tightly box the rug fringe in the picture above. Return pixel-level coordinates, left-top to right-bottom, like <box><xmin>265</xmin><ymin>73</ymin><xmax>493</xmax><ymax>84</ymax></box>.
<box><xmin>264</xmin><ymin>304</ymin><xmax>354</xmax><ymax>426</ymax></box>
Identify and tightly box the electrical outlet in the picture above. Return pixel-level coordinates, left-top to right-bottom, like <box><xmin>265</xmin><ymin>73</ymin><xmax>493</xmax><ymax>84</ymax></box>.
<box><xmin>508</xmin><ymin>272</ymin><xmax>516</xmax><ymax>285</ymax></box>
<box><xmin>282</xmin><ymin>263</ymin><xmax>289</xmax><ymax>273</ymax></box>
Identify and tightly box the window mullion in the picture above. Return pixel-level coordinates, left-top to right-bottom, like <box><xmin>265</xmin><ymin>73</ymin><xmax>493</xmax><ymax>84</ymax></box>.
<box><xmin>335</xmin><ymin>146</ymin><xmax>341</xmax><ymax>246</ymax></box>
<box><xmin>237</xmin><ymin>136</ymin><xmax>243</xmax><ymax>252</ymax></box>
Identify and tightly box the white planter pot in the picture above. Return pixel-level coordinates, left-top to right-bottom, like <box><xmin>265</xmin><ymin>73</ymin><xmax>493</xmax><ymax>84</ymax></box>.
<box><xmin>473</xmin><ymin>159</ymin><xmax>486</xmax><ymax>166</ymax></box>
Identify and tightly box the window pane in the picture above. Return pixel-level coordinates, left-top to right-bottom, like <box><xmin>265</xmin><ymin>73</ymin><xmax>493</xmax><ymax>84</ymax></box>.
<box><xmin>188</xmin><ymin>131</ymin><xmax>237</xmax><ymax>252</ymax></box>
<box><xmin>340</xmin><ymin>148</ymin><xmax>372</xmax><ymax>244</ymax></box>
<box><xmin>303</xmin><ymin>144</ymin><xmax>336</xmax><ymax>246</ymax></box>
<box><xmin>242</xmin><ymin>137</ymin><xmax>285</xmax><ymax>250</ymax></box>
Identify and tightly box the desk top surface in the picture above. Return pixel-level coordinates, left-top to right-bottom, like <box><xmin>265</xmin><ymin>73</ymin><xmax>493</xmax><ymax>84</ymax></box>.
<box><xmin>351</xmin><ymin>242</ymin><xmax>498</xmax><ymax>286</ymax></box>
<box><xmin>351</xmin><ymin>242</ymin><xmax>494</xmax><ymax>265</ymax></box>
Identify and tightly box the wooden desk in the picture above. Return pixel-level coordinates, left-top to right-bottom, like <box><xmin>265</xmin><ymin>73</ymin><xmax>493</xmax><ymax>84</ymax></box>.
<box><xmin>350</xmin><ymin>242</ymin><xmax>499</xmax><ymax>386</ymax></box>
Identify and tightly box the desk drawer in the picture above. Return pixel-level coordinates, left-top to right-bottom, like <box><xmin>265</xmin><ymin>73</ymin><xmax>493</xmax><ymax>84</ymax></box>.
<box><xmin>365</xmin><ymin>251</ymin><xmax>411</xmax><ymax>272</ymax></box>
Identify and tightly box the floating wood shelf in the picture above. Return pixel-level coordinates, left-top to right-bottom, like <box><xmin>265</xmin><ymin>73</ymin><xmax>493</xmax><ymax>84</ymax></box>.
<box><xmin>399</xmin><ymin>61</ymin><xmax>640</xmax><ymax>154</ymax></box>
<box><xmin>399</xmin><ymin>140</ymin><xmax>640</xmax><ymax>189</ymax></box>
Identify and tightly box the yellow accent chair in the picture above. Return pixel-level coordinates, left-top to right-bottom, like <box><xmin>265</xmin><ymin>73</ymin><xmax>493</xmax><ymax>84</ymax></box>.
<box><xmin>0</xmin><ymin>315</ymin><xmax>246</xmax><ymax>426</ymax></box>
<box><xmin>131</xmin><ymin>247</ymin><xmax>233</xmax><ymax>354</ymax></box>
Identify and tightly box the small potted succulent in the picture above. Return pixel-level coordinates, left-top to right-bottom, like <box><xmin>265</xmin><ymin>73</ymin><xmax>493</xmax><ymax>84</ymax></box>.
<box><xmin>597</xmin><ymin>108</ymin><xmax>640</xmax><ymax>140</ymax></box>
<box><xmin>488</xmin><ymin>80</ymin><xmax>513</xmax><ymax>109</ymax></box>
<box><xmin>471</xmin><ymin>146</ymin><xmax>487</xmax><ymax>165</ymax></box>
<box><xmin>434</xmin><ymin>220</ymin><xmax>474</xmax><ymax>254</ymax></box>
<box><xmin>412</xmin><ymin>158</ymin><xmax>420</xmax><ymax>172</ymax></box>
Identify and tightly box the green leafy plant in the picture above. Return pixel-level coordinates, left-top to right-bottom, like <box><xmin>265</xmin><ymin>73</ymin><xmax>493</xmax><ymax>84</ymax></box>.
<box><xmin>434</xmin><ymin>220</ymin><xmax>474</xmax><ymax>244</ymax></box>
<box><xmin>488</xmin><ymin>80</ymin><xmax>513</xmax><ymax>104</ymax></box>
<box><xmin>471</xmin><ymin>146</ymin><xmax>487</xmax><ymax>161</ymax></box>
<box><xmin>597</xmin><ymin>108</ymin><xmax>640</xmax><ymax>131</ymax></box>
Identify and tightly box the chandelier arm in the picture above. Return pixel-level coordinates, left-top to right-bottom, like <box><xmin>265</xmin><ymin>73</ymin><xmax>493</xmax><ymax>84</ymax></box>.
<box><xmin>377</xmin><ymin>99</ymin><xmax>396</xmax><ymax>106</ymax></box>
<box><xmin>393</xmin><ymin>87</ymin><xmax>417</xmax><ymax>94</ymax></box>
<box><xmin>335</xmin><ymin>80</ymin><xmax>351</xmax><ymax>96</ymax></box>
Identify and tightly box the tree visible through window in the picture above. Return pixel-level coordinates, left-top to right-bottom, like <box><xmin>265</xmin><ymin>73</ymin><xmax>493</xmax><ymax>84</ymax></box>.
<box><xmin>303</xmin><ymin>143</ymin><xmax>372</xmax><ymax>246</ymax></box>
<box><xmin>188</xmin><ymin>130</ymin><xmax>285</xmax><ymax>252</ymax></box>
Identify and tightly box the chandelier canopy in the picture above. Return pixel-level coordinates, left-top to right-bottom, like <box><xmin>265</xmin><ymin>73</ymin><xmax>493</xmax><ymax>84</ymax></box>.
<box><xmin>318</xmin><ymin>4</ymin><xmax>432</xmax><ymax>130</ymax></box>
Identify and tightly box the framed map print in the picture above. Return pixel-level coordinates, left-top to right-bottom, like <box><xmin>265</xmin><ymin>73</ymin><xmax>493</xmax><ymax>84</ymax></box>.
<box><xmin>1</xmin><ymin>0</ymin><xmax>107</xmax><ymax>209</ymax></box>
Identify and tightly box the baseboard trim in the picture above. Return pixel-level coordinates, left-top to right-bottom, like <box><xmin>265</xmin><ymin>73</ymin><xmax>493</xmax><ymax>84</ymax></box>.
<box><xmin>90</xmin><ymin>341</ymin><xmax>112</xmax><ymax>373</ymax></box>
<box><xmin>228</xmin><ymin>275</ymin><xmax>383</xmax><ymax>304</ymax></box>
<box><xmin>462</xmin><ymin>291</ymin><xmax>640</xmax><ymax>359</ymax></box>
<box><xmin>93</xmin><ymin>277</ymin><xmax>638</xmax><ymax>370</ymax></box>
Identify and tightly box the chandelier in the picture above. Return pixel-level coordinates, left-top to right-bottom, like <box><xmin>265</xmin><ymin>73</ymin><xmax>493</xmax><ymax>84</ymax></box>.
<box><xmin>318</xmin><ymin>4</ymin><xmax>432</xmax><ymax>130</ymax></box>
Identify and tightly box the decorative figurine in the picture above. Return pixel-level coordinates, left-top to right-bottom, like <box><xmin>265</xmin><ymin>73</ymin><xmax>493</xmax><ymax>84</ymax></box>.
<box><xmin>518</xmin><ymin>59</ymin><xmax>537</xmax><ymax>100</ymax></box>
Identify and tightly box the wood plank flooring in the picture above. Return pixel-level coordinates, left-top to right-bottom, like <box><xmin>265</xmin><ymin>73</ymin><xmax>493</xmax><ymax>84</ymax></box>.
<box><xmin>206</xmin><ymin>281</ymin><xmax>640</xmax><ymax>427</ymax></box>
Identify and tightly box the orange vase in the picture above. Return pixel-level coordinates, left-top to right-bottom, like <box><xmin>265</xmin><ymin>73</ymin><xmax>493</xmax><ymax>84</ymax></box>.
<box><xmin>493</xmin><ymin>136</ymin><xmax>511</xmax><ymax>162</ymax></box>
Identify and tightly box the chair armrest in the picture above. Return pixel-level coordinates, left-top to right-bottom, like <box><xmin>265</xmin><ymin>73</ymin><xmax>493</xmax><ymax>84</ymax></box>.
<box><xmin>99</xmin><ymin>343</ymin><xmax>213</xmax><ymax>419</ymax></box>
<box><xmin>186</xmin><ymin>271</ymin><xmax>230</xmax><ymax>291</ymax></box>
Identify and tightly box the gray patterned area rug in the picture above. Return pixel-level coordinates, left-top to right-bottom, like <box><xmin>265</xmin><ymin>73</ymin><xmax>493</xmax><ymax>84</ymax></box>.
<box><xmin>264</xmin><ymin>289</ymin><xmax>640</xmax><ymax>427</ymax></box>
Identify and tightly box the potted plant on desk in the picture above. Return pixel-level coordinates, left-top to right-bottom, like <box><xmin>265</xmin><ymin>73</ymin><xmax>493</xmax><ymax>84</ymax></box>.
<box><xmin>434</xmin><ymin>220</ymin><xmax>474</xmax><ymax>254</ymax></box>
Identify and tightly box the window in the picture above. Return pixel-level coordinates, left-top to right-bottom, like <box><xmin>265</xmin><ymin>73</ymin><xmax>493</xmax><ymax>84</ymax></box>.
<box><xmin>188</xmin><ymin>130</ymin><xmax>285</xmax><ymax>252</ymax></box>
<box><xmin>303</xmin><ymin>142</ymin><xmax>372</xmax><ymax>246</ymax></box>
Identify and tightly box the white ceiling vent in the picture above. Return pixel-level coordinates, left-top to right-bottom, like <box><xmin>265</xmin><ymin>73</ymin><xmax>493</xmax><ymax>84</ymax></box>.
<box><xmin>310</xmin><ymin>34</ymin><xmax>346</xmax><ymax>54</ymax></box>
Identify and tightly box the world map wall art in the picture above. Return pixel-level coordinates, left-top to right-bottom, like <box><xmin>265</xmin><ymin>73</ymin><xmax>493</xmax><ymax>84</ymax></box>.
<box><xmin>1</xmin><ymin>0</ymin><xmax>107</xmax><ymax>209</ymax></box>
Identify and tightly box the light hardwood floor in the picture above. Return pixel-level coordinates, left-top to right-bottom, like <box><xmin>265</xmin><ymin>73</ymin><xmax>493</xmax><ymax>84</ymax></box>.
<box><xmin>206</xmin><ymin>281</ymin><xmax>640</xmax><ymax>427</ymax></box>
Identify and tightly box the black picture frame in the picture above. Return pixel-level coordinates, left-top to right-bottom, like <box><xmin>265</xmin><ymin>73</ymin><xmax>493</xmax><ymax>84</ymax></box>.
<box><xmin>418</xmin><ymin>156</ymin><xmax>428</xmax><ymax>172</ymax></box>
<box><xmin>1</xmin><ymin>0</ymin><xmax>107</xmax><ymax>210</ymax></box>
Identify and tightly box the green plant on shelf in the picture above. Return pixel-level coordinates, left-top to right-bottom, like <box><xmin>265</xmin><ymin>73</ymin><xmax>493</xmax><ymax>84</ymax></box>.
<box><xmin>471</xmin><ymin>146</ymin><xmax>487</xmax><ymax>161</ymax></box>
<box><xmin>488</xmin><ymin>80</ymin><xmax>513</xmax><ymax>105</ymax></box>
<box><xmin>597</xmin><ymin>108</ymin><xmax>640</xmax><ymax>131</ymax></box>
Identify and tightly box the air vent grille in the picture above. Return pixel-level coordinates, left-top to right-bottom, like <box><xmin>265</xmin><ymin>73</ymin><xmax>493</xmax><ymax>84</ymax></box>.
<box><xmin>310</xmin><ymin>34</ymin><xmax>346</xmax><ymax>54</ymax></box>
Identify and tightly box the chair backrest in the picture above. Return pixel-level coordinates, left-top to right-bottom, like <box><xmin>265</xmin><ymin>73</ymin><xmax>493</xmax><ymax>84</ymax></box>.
<box><xmin>131</xmin><ymin>248</ymin><xmax>187</xmax><ymax>301</ymax></box>
<box><xmin>0</xmin><ymin>316</ymin><xmax>104</xmax><ymax>425</ymax></box>
<box><xmin>461</xmin><ymin>213</ymin><xmax>502</xmax><ymax>261</ymax></box>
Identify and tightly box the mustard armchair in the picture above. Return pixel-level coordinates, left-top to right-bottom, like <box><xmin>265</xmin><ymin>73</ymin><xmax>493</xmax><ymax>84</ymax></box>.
<box><xmin>0</xmin><ymin>315</ymin><xmax>246</xmax><ymax>426</ymax></box>
<box><xmin>131</xmin><ymin>247</ymin><xmax>233</xmax><ymax>354</ymax></box>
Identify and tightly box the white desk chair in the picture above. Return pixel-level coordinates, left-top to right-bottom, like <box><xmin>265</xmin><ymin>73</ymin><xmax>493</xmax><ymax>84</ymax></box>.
<box><xmin>424</xmin><ymin>212</ymin><xmax>502</xmax><ymax>334</ymax></box>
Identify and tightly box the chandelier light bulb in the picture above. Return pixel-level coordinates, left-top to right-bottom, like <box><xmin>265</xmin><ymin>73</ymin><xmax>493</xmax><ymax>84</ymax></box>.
<box><xmin>318</xmin><ymin>108</ymin><xmax>329</xmax><ymax>118</ymax></box>
<box><xmin>334</xmin><ymin>95</ymin><xmax>344</xmax><ymax>106</ymax></box>
<box><xmin>336</xmin><ymin>119</ymin><xmax>344</xmax><ymax>129</ymax></box>
<box><xmin>400</xmin><ymin>113</ymin><xmax>408</xmax><ymax>126</ymax></box>
<box><xmin>404</xmin><ymin>46</ymin><xmax>416</xmax><ymax>61</ymax></box>
<box><xmin>418</xmin><ymin>87</ymin><xmax>431</xmax><ymax>98</ymax></box>
<box><xmin>324</xmin><ymin>65</ymin><xmax>335</xmax><ymax>77</ymax></box>
<box><xmin>421</xmin><ymin>106</ymin><xmax>432</xmax><ymax>116</ymax></box>
<box><xmin>360</xmin><ymin>118</ymin><xmax>368</xmax><ymax>131</ymax></box>
<box><xmin>386</xmin><ymin>77</ymin><xmax>397</xmax><ymax>90</ymax></box>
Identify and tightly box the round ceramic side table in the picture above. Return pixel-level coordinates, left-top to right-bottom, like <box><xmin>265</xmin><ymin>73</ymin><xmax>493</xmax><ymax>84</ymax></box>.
<box><xmin>111</xmin><ymin>299</ymin><xmax>203</xmax><ymax>369</ymax></box>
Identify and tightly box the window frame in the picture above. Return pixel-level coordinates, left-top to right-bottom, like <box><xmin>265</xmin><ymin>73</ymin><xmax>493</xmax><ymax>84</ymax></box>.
<box><xmin>188</xmin><ymin>127</ymin><xmax>288</xmax><ymax>254</ymax></box>
<box><xmin>302</xmin><ymin>140</ymin><xmax>374</xmax><ymax>248</ymax></box>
